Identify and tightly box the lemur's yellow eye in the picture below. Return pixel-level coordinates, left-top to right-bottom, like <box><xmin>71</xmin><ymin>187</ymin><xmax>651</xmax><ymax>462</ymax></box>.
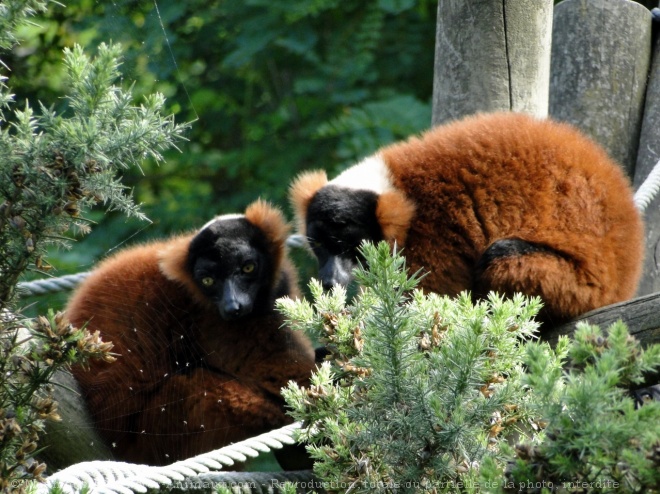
<box><xmin>242</xmin><ymin>263</ymin><xmax>255</xmax><ymax>274</ymax></box>
<box><xmin>201</xmin><ymin>276</ymin><xmax>214</xmax><ymax>287</ymax></box>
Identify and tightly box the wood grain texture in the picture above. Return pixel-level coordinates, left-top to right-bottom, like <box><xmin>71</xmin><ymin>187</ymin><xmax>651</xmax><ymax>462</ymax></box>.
<box><xmin>432</xmin><ymin>0</ymin><xmax>553</xmax><ymax>125</ymax></box>
<box><xmin>633</xmin><ymin>12</ymin><xmax>660</xmax><ymax>296</ymax></box>
<box><xmin>544</xmin><ymin>291</ymin><xmax>660</xmax><ymax>348</ymax></box>
<box><xmin>549</xmin><ymin>0</ymin><xmax>652</xmax><ymax>176</ymax></box>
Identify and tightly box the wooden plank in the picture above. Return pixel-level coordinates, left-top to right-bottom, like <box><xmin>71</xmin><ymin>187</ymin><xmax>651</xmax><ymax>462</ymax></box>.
<box><xmin>543</xmin><ymin>291</ymin><xmax>660</xmax><ymax>348</ymax></box>
<box><xmin>549</xmin><ymin>0</ymin><xmax>652</xmax><ymax>176</ymax></box>
<box><xmin>432</xmin><ymin>0</ymin><xmax>553</xmax><ymax>125</ymax></box>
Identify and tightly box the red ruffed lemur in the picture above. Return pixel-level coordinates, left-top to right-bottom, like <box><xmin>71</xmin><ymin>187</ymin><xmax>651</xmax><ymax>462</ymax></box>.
<box><xmin>67</xmin><ymin>200</ymin><xmax>315</xmax><ymax>465</ymax></box>
<box><xmin>290</xmin><ymin>112</ymin><xmax>644</xmax><ymax>324</ymax></box>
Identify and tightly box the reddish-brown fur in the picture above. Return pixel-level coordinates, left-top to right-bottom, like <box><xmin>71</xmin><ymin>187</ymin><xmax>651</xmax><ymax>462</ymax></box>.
<box><xmin>292</xmin><ymin>112</ymin><xmax>644</xmax><ymax>323</ymax></box>
<box><xmin>68</xmin><ymin>204</ymin><xmax>315</xmax><ymax>465</ymax></box>
<box><xmin>290</xmin><ymin>169</ymin><xmax>329</xmax><ymax>235</ymax></box>
<box><xmin>375</xmin><ymin>190</ymin><xmax>416</xmax><ymax>248</ymax></box>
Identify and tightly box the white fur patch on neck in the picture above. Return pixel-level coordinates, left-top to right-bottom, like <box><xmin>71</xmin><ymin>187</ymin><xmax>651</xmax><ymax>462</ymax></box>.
<box><xmin>200</xmin><ymin>213</ymin><xmax>245</xmax><ymax>232</ymax></box>
<box><xmin>329</xmin><ymin>154</ymin><xmax>393</xmax><ymax>194</ymax></box>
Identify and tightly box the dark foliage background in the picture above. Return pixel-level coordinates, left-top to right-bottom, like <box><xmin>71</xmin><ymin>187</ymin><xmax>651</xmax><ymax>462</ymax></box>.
<box><xmin>9</xmin><ymin>0</ymin><xmax>436</xmax><ymax>285</ymax></box>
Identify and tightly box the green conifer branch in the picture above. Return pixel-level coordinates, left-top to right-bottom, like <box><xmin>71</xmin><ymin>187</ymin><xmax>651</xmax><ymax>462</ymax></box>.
<box><xmin>482</xmin><ymin>324</ymin><xmax>660</xmax><ymax>493</ymax></box>
<box><xmin>0</xmin><ymin>2</ymin><xmax>188</xmax><ymax>485</ymax></box>
<box><xmin>0</xmin><ymin>42</ymin><xmax>189</xmax><ymax>308</ymax></box>
<box><xmin>280</xmin><ymin>242</ymin><xmax>543</xmax><ymax>493</ymax></box>
<box><xmin>282</xmin><ymin>244</ymin><xmax>660</xmax><ymax>493</ymax></box>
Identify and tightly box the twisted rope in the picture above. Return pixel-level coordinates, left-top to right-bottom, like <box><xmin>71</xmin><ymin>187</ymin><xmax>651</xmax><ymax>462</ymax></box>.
<box><xmin>17</xmin><ymin>271</ymin><xmax>91</xmax><ymax>297</ymax></box>
<box><xmin>17</xmin><ymin>235</ymin><xmax>308</xmax><ymax>298</ymax></box>
<box><xmin>285</xmin><ymin>233</ymin><xmax>307</xmax><ymax>250</ymax></box>
<box><xmin>38</xmin><ymin>422</ymin><xmax>311</xmax><ymax>494</ymax></box>
<box><xmin>634</xmin><ymin>157</ymin><xmax>660</xmax><ymax>213</ymax></box>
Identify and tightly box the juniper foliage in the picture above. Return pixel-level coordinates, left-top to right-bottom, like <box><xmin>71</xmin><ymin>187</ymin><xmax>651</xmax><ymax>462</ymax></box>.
<box><xmin>280</xmin><ymin>243</ymin><xmax>660</xmax><ymax>494</ymax></box>
<box><xmin>0</xmin><ymin>0</ymin><xmax>51</xmax><ymax>52</ymax></box>
<box><xmin>481</xmin><ymin>322</ymin><xmax>660</xmax><ymax>493</ymax></box>
<box><xmin>0</xmin><ymin>40</ymin><xmax>188</xmax><ymax>307</ymax></box>
<box><xmin>0</xmin><ymin>0</ymin><xmax>187</xmax><ymax>486</ymax></box>
<box><xmin>279</xmin><ymin>242</ymin><xmax>542</xmax><ymax>493</ymax></box>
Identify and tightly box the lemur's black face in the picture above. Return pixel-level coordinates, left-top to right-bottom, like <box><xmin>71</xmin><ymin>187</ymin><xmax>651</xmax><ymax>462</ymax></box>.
<box><xmin>306</xmin><ymin>186</ymin><xmax>383</xmax><ymax>291</ymax></box>
<box><xmin>187</xmin><ymin>218</ymin><xmax>274</xmax><ymax>321</ymax></box>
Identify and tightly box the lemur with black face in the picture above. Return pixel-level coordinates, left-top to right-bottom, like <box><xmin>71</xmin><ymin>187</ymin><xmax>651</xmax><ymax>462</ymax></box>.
<box><xmin>290</xmin><ymin>112</ymin><xmax>643</xmax><ymax>324</ymax></box>
<box><xmin>68</xmin><ymin>200</ymin><xmax>315</xmax><ymax>465</ymax></box>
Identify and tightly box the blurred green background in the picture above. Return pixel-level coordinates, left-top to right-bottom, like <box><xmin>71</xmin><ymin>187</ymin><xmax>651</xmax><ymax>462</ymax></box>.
<box><xmin>11</xmin><ymin>0</ymin><xmax>436</xmax><ymax>313</ymax></box>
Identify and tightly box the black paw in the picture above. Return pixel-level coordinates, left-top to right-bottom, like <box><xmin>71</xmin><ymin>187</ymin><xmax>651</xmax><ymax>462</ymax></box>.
<box><xmin>476</xmin><ymin>238</ymin><xmax>548</xmax><ymax>274</ymax></box>
<box><xmin>631</xmin><ymin>384</ymin><xmax>660</xmax><ymax>408</ymax></box>
<box><xmin>315</xmin><ymin>346</ymin><xmax>330</xmax><ymax>363</ymax></box>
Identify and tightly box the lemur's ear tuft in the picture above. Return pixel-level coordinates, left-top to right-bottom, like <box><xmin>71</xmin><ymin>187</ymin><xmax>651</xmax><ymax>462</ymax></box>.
<box><xmin>244</xmin><ymin>199</ymin><xmax>290</xmax><ymax>272</ymax></box>
<box><xmin>158</xmin><ymin>234</ymin><xmax>192</xmax><ymax>283</ymax></box>
<box><xmin>289</xmin><ymin>170</ymin><xmax>328</xmax><ymax>234</ymax></box>
<box><xmin>376</xmin><ymin>190</ymin><xmax>415</xmax><ymax>248</ymax></box>
<box><xmin>158</xmin><ymin>233</ymin><xmax>208</xmax><ymax>304</ymax></box>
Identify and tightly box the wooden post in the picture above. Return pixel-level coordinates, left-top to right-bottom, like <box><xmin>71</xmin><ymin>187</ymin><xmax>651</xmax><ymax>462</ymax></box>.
<box><xmin>549</xmin><ymin>0</ymin><xmax>652</xmax><ymax>177</ymax></box>
<box><xmin>38</xmin><ymin>369</ymin><xmax>113</xmax><ymax>470</ymax></box>
<box><xmin>432</xmin><ymin>0</ymin><xmax>553</xmax><ymax>126</ymax></box>
<box><xmin>633</xmin><ymin>4</ymin><xmax>660</xmax><ymax>296</ymax></box>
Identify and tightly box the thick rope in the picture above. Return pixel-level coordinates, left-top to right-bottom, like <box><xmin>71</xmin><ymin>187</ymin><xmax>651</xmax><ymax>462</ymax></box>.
<box><xmin>18</xmin><ymin>235</ymin><xmax>309</xmax><ymax>298</ymax></box>
<box><xmin>17</xmin><ymin>271</ymin><xmax>91</xmax><ymax>297</ymax></box>
<box><xmin>285</xmin><ymin>233</ymin><xmax>307</xmax><ymax>250</ymax></box>
<box><xmin>38</xmin><ymin>422</ymin><xmax>311</xmax><ymax>494</ymax></box>
<box><xmin>634</xmin><ymin>157</ymin><xmax>660</xmax><ymax>212</ymax></box>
